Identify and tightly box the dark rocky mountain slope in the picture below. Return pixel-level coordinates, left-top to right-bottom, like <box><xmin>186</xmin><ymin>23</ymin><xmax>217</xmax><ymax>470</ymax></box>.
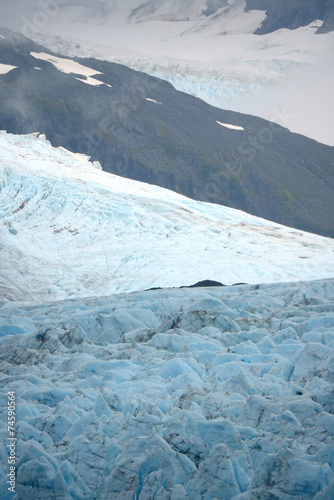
<box><xmin>0</xmin><ymin>28</ymin><xmax>333</xmax><ymax>237</ymax></box>
<box><xmin>245</xmin><ymin>0</ymin><xmax>334</xmax><ymax>34</ymax></box>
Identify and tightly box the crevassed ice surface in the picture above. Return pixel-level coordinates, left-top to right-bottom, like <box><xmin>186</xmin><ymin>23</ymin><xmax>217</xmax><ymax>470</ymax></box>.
<box><xmin>1</xmin><ymin>131</ymin><xmax>334</xmax><ymax>303</ymax></box>
<box><xmin>0</xmin><ymin>279</ymin><xmax>334</xmax><ymax>499</ymax></box>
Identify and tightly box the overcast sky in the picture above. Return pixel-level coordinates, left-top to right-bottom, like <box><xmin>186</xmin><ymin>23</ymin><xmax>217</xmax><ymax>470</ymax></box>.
<box><xmin>2</xmin><ymin>0</ymin><xmax>59</xmax><ymax>29</ymax></box>
<box><xmin>1</xmin><ymin>1</ymin><xmax>116</xmax><ymax>32</ymax></box>
<box><xmin>1</xmin><ymin>0</ymin><xmax>62</xmax><ymax>31</ymax></box>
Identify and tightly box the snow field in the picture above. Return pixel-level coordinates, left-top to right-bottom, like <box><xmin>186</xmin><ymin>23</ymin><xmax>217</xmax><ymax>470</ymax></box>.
<box><xmin>0</xmin><ymin>279</ymin><xmax>334</xmax><ymax>498</ymax></box>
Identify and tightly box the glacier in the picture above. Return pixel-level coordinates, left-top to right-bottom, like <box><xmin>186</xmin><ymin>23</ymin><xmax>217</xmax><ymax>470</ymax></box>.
<box><xmin>1</xmin><ymin>131</ymin><xmax>334</xmax><ymax>303</ymax></box>
<box><xmin>1</xmin><ymin>131</ymin><xmax>334</xmax><ymax>498</ymax></box>
<box><xmin>1</xmin><ymin>279</ymin><xmax>334</xmax><ymax>498</ymax></box>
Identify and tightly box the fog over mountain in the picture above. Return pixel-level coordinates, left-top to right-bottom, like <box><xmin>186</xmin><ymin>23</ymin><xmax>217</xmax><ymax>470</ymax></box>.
<box><xmin>1</xmin><ymin>0</ymin><xmax>334</xmax><ymax>146</ymax></box>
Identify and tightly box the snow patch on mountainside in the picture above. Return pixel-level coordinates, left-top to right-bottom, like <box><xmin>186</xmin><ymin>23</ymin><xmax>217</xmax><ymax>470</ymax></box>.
<box><xmin>30</xmin><ymin>51</ymin><xmax>108</xmax><ymax>87</ymax></box>
<box><xmin>145</xmin><ymin>97</ymin><xmax>162</xmax><ymax>104</ymax></box>
<box><xmin>217</xmin><ymin>121</ymin><xmax>245</xmax><ymax>131</ymax></box>
<box><xmin>0</xmin><ymin>63</ymin><xmax>17</xmax><ymax>74</ymax></box>
<box><xmin>1</xmin><ymin>131</ymin><xmax>334</xmax><ymax>304</ymax></box>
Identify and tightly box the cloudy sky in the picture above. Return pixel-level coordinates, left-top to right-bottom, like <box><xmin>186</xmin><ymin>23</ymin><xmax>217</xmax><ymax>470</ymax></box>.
<box><xmin>1</xmin><ymin>1</ymin><xmax>119</xmax><ymax>32</ymax></box>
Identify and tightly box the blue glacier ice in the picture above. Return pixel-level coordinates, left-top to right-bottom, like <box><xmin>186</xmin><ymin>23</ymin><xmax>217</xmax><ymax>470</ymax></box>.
<box><xmin>1</xmin><ymin>279</ymin><xmax>334</xmax><ymax>499</ymax></box>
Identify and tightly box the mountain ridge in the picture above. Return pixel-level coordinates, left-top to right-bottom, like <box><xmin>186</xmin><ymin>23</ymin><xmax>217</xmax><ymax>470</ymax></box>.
<box><xmin>1</xmin><ymin>29</ymin><xmax>334</xmax><ymax>238</ymax></box>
